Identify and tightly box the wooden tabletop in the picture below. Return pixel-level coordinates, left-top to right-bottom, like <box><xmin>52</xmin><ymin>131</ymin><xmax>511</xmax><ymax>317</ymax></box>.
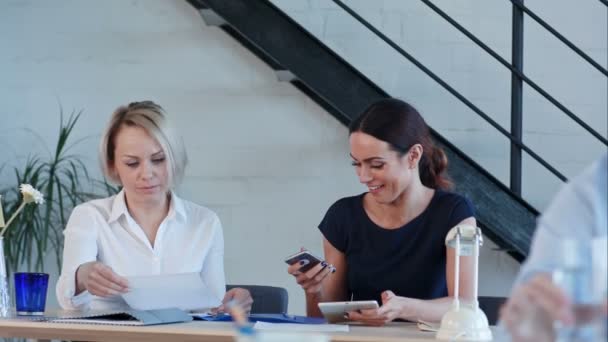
<box><xmin>0</xmin><ymin>318</ymin><xmax>463</xmax><ymax>342</ymax></box>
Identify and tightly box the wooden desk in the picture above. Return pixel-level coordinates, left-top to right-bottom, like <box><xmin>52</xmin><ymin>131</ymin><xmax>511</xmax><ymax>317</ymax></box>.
<box><xmin>0</xmin><ymin>318</ymin><xmax>483</xmax><ymax>342</ymax></box>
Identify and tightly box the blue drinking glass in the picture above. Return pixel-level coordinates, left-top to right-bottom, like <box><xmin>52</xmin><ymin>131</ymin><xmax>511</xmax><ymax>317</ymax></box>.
<box><xmin>14</xmin><ymin>272</ymin><xmax>49</xmax><ymax>315</ymax></box>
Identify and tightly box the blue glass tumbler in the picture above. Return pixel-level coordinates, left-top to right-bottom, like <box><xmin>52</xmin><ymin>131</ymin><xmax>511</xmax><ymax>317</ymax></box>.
<box><xmin>14</xmin><ymin>272</ymin><xmax>49</xmax><ymax>315</ymax></box>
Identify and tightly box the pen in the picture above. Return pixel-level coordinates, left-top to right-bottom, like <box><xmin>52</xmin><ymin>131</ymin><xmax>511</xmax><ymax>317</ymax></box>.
<box><xmin>226</xmin><ymin>299</ymin><xmax>255</xmax><ymax>337</ymax></box>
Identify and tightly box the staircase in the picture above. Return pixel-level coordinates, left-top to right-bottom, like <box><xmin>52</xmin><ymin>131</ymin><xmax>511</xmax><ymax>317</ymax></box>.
<box><xmin>185</xmin><ymin>0</ymin><xmax>607</xmax><ymax>261</ymax></box>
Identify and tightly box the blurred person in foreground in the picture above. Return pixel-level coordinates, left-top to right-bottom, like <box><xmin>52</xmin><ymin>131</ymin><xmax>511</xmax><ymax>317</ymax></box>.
<box><xmin>500</xmin><ymin>153</ymin><xmax>607</xmax><ymax>341</ymax></box>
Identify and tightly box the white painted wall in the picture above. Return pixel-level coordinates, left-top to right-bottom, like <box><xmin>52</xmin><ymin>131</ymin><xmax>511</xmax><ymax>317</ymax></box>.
<box><xmin>2</xmin><ymin>0</ymin><xmax>603</xmax><ymax>314</ymax></box>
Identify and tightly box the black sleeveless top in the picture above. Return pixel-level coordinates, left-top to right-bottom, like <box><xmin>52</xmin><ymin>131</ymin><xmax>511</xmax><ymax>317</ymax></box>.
<box><xmin>319</xmin><ymin>190</ymin><xmax>474</xmax><ymax>303</ymax></box>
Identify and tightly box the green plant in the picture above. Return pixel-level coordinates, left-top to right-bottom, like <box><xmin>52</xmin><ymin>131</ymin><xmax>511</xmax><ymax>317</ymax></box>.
<box><xmin>0</xmin><ymin>109</ymin><xmax>118</xmax><ymax>272</ymax></box>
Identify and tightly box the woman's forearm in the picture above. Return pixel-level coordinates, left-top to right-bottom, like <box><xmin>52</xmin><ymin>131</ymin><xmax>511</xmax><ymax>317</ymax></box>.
<box><xmin>305</xmin><ymin>292</ymin><xmax>324</xmax><ymax>317</ymax></box>
<box><xmin>400</xmin><ymin>296</ymin><xmax>454</xmax><ymax>322</ymax></box>
<box><xmin>74</xmin><ymin>264</ymin><xmax>87</xmax><ymax>295</ymax></box>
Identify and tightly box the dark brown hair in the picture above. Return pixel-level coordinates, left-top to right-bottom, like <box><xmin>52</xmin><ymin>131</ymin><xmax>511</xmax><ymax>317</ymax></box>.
<box><xmin>349</xmin><ymin>98</ymin><xmax>452</xmax><ymax>189</ymax></box>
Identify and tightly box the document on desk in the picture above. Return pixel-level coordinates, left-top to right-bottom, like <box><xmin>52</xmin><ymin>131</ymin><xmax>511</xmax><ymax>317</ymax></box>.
<box><xmin>417</xmin><ymin>319</ymin><xmax>440</xmax><ymax>332</ymax></box>
<box><xmin>254</xmin><ymin>321</ymin><xmax>349</xmax><ymax>332</ymax></box>
<box><xmin>46</xmin><ymin>308</ymin><xmax>193</xmax><ymax>326</ymax></box>
<box><xmin>122</xmin><ymin>272</ymin><xmax>220</xmax><ymax>311</ymax></box>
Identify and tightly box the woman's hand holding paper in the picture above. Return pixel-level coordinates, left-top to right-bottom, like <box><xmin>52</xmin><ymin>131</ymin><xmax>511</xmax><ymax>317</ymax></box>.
<box><xmin>76</xmin><ymin>261</ymin><xmax>130</xmax><ymax>297</ymax></box>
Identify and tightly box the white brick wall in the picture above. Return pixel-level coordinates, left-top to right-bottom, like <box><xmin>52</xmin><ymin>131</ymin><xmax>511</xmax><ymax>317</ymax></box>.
<box><xmin>3</xmin><ymin>0</ymin><xmax>604</xmax><ymax>314</ymax></box>
<box><xmin>273</xmin><ymin>0</ymin><xmax>607</xmax><ymax>209</ymax></box>
<box><xmin>1</xmin><ymin>0</ymin><xmax>366</xmax><ymax>313</ymax></box>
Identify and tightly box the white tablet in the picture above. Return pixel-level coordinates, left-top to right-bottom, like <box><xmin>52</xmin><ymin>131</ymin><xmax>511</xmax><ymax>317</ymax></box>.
<box><xmin>318</xmin><ymin>300</ymin><xmax>379</xmax><ymax>323</ymax></box>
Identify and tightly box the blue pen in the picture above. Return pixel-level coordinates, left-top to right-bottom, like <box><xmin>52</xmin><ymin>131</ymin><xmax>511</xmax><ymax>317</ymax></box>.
<box><xmin>226</xmin><ymin>300</ymin><xmax>255</xmax><ymax>337</ymax></box>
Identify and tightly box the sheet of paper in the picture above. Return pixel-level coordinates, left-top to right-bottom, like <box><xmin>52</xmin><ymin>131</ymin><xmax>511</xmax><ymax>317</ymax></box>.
<box><xmin>122</xmin><ymin>272</ymin><xmax>220</xmax><ymax>311</ymax></box>
<box><xmin>417</xmin><ymin>320</ymin><xmax>440</xmax><ymax>332</ymax></box>
<box><xmin>189</xmin><ymin>312</ymin><xmax>231</xmax><ymax>321</ymax></box>
<box><xmin>189</xmin><ymin>312</ymin><xmax>214</xmax><ymax>318</ymax></box>
<box><xmin>253</xmin><ymin>321</ymin><xmax>349</xmax><ymax>332</ymax></box>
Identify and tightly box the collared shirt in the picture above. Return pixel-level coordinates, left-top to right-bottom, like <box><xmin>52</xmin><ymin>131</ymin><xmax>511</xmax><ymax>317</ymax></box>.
<box><xmin>513</xmin><ymin>153</ymin><xmax>607</xmax><ymax>287</ymax></box>
<box><xmin>495</xmin><ymin>155</ymin><xmax>607</xmax><ymax>341</ymax></box>
<box><xmin>56</xmin><ymin>190</ymin><xmax>225</xmax><ymax>311</ymax></box>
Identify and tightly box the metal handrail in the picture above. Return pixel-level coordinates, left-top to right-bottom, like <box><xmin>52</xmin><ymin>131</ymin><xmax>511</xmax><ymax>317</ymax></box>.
<box><xmin>421</xmin><ymin>0</ymin><xmax>607</xmax><ymax>146</ymax></box>
<box><xmin>331</xmin><ymin>0</ymin><xmax>567</xmax><ymax>182</ymax></box>
<box><xmin>509</xmin><ymin>0</ymin><xmax>608</xmax><ymax>77</ymax></box>
<box><xmin>510</xmin><ymin>0</ymin><xmax>524</xmax><ymax>194</ymax></box>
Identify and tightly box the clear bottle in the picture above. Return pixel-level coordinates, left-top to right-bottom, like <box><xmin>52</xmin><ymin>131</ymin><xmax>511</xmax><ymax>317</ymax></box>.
<box><xmin>553</xmin><ymin>239</ymin><xmax>605</xmax><ymax>342</ymax></box>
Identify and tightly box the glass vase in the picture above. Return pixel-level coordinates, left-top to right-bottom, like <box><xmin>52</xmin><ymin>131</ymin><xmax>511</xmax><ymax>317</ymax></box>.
<box><xmin>0</xmin><ymin>236</ymin><xmax>10</xmax><ymax>317</ymax></box>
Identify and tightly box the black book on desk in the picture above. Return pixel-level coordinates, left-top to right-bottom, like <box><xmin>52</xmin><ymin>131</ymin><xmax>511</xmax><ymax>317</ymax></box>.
<box><xmin>45</xmin><ymin>308</ymin><xmax>193</xmax><ymax>326</ymax></box>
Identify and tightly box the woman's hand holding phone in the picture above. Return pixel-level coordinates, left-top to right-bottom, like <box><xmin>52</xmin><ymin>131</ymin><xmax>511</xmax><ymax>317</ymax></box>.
<box><xmin>285</xmin><ymin>249</ymin><xmax>336</xmax><ymax>295</ymax></box>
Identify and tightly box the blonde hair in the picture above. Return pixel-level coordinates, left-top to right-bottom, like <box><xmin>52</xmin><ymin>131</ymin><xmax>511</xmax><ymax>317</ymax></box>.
<box><xmin>99</xmin><ymin>101</ymin><xmax>187</xmax><ymax>188</ymax></box>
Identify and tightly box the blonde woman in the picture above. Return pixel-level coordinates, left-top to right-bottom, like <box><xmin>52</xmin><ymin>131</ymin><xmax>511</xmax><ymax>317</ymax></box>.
<box><xmin>56</xmin><ymin>101</ymin><xmax>252</xmax><ymax>312</ymax></box>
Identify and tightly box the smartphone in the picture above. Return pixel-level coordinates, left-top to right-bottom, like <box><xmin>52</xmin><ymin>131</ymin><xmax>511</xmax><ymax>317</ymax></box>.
<box><xmin>284</xmin><ymin>250</ymin><xmax>323</xmax><ymax>273</ymax></box>
<box><xmin>318</xmin><ymin>300</ymin><xmax>380</xmax><ymax>323</ymax></box>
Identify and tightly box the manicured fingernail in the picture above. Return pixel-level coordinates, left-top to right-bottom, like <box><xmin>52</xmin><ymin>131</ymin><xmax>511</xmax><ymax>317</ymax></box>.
<box><xmin>330</xmin><ymin>266</ymin><xmax>336</xmax><ymax>273</ymax></box>
<box><xmin>343</xmin><ymin>312</ymin><xmax>350</xmax><ymax>319</ymax></box>
<box><xmin>321</xmin><ymin>261</ymin><xmax>328</xmax><ymax>267</ymax></box>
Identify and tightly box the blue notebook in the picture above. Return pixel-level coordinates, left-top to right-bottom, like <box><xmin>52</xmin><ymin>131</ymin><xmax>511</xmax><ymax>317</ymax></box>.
<box><xmin>193</xmin><ymin>313</ymin><xmax>326</xmax><ymax>324</ymax></box>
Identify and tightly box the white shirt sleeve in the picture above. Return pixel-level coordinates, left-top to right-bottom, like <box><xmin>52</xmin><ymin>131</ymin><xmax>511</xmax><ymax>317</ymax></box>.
<box><xmin>512</xmin><ymin>153</ymin><xmax>608</xmax><ymax>287</ymax></box>
<box><xmin>55</xmin><ymin>204</ymin><xmax>99</xmax><ymax>310</ymax></box>
<box><xmin>199</xmin><ymin>213</ymin><xmax>226</xmax><ymax>305</ymax></box>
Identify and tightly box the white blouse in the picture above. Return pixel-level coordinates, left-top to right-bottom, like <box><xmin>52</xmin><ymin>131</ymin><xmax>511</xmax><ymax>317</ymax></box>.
<box><xmin>56</xmin><ymin>190</ymin><xmax>226</xmax><ymax>310</ymax></box>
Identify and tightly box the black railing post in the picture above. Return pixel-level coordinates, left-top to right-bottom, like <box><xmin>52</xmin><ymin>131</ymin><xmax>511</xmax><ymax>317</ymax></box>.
<box><xmin>510</xmin><ymin>0</ymin><xmax>524</xmax><ymax>195</ymax></box>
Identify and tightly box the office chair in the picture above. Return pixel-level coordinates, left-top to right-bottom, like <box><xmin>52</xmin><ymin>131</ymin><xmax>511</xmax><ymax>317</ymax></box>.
<box><xmin>478</xmin><ymin>296</ymin><xmax>507</xmax><ymax>325</ymax></box>
<box><xmin>226</xmin><ymin>284</ymin><xmax>289</xmax><ymax>314</ymax></box>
